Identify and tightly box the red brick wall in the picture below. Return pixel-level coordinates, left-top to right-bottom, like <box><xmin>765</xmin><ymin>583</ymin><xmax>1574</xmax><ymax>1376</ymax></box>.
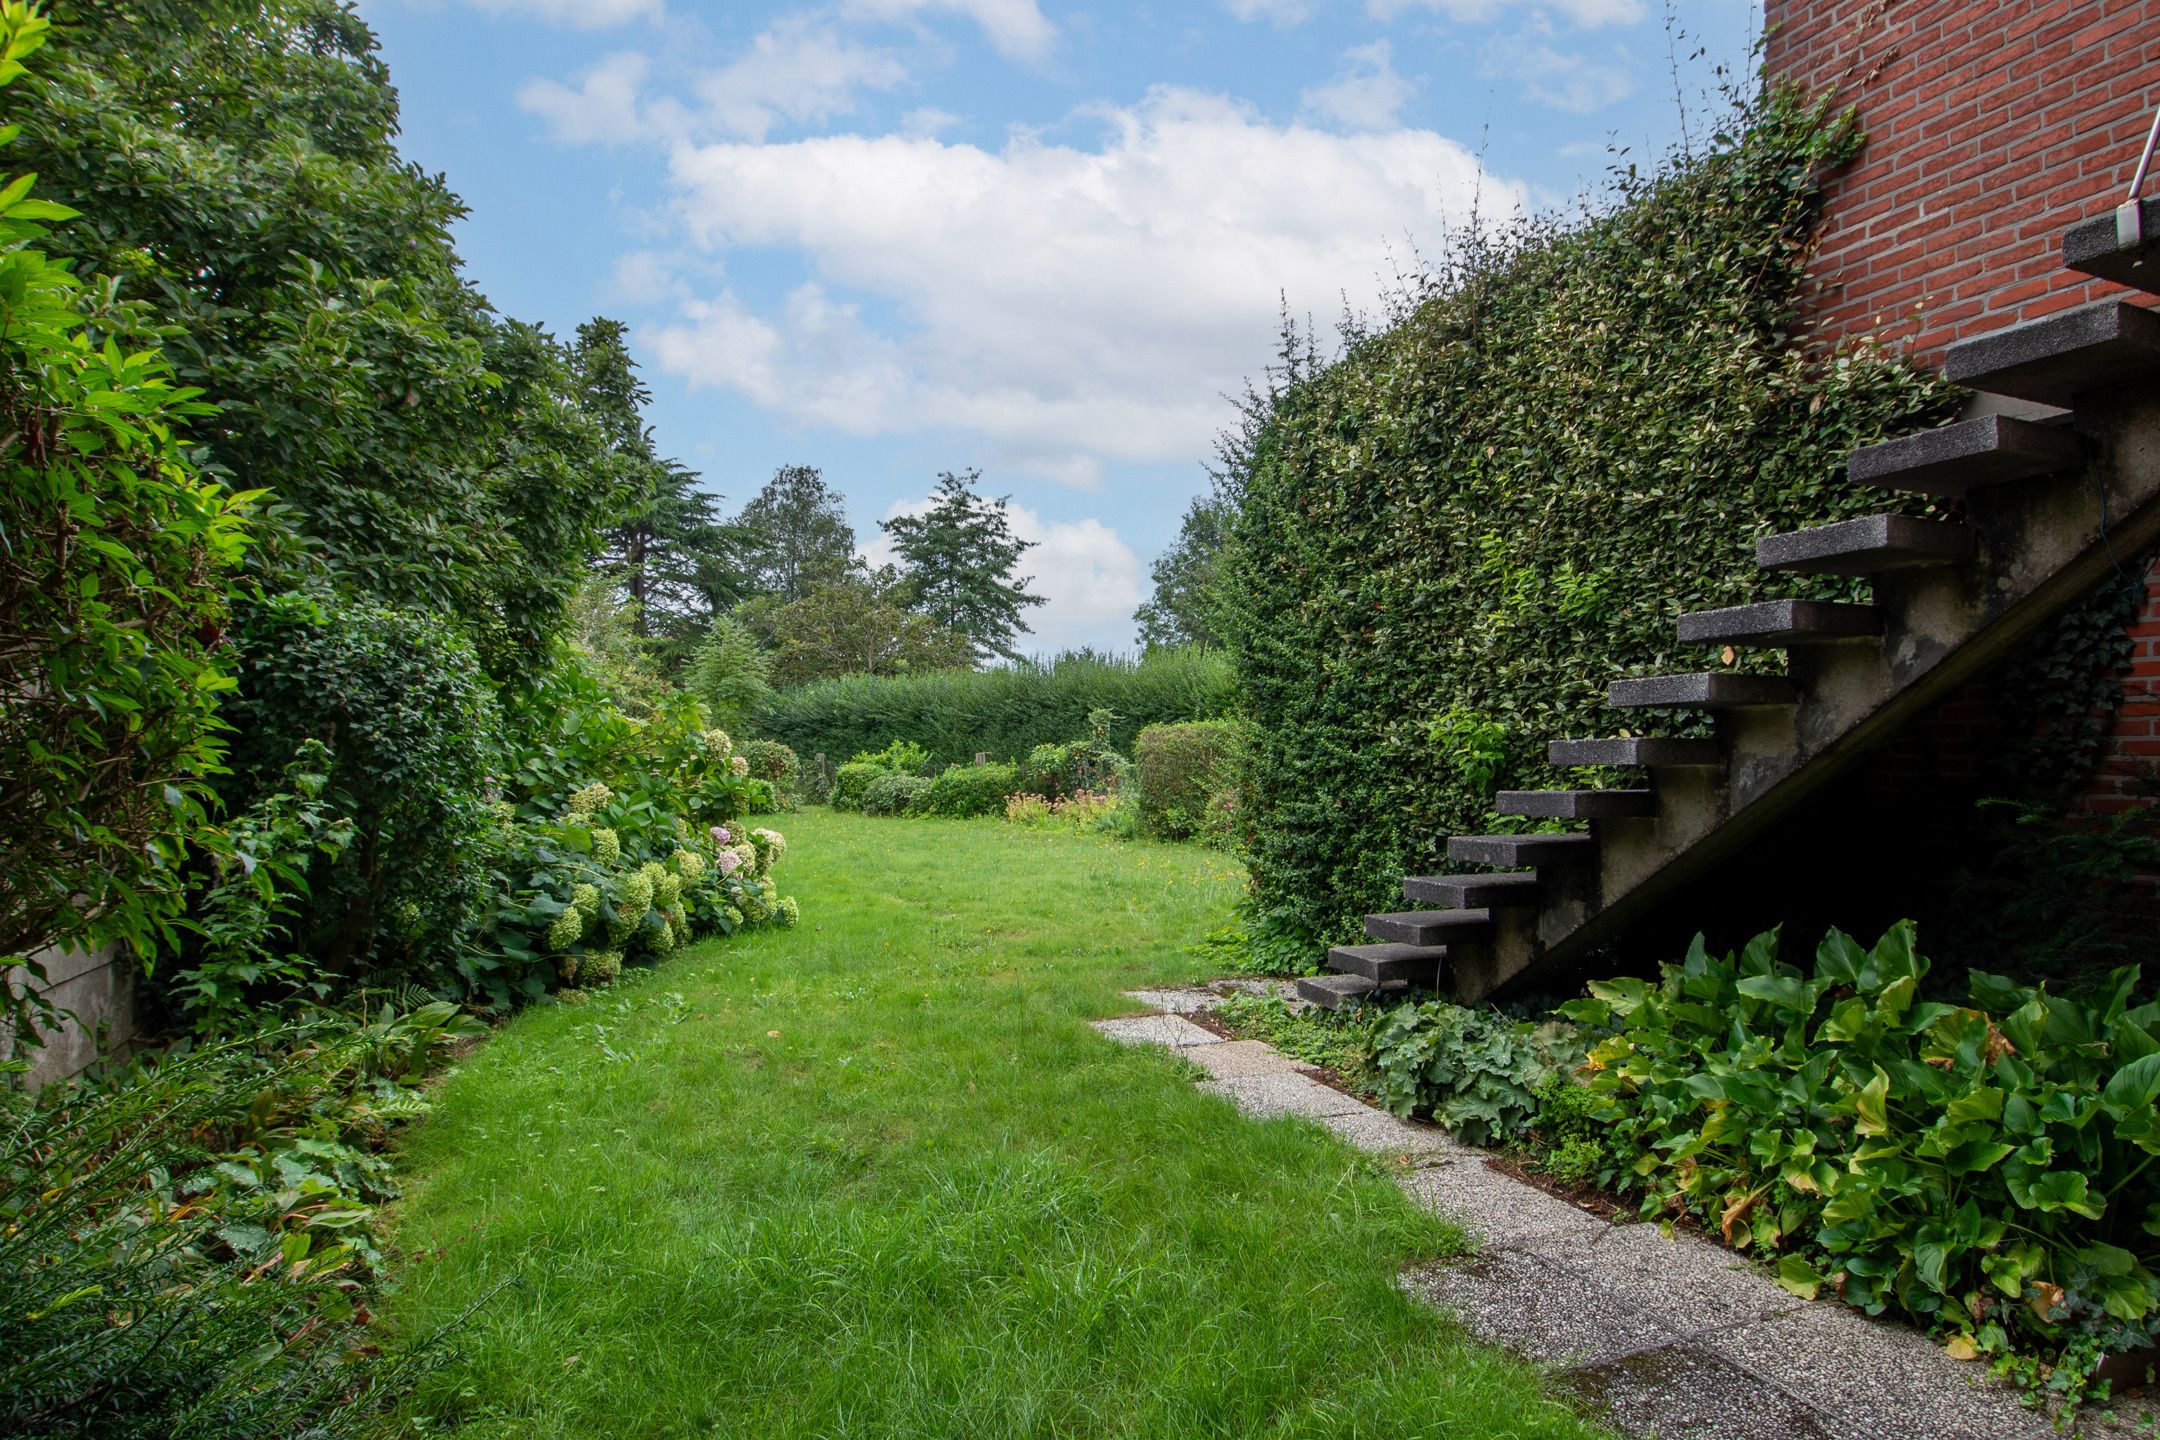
<box><xmin>1763</xmin><ymin>0</ymin><xmax>2160</xmax><ymax>367</ymax></box>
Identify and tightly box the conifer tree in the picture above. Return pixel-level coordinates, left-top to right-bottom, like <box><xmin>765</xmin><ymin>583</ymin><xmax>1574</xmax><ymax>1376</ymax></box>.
<box><xmin>880</xmin><ymin>470</ymin><xmax>1044</xmax><ymax>664</ymax></box>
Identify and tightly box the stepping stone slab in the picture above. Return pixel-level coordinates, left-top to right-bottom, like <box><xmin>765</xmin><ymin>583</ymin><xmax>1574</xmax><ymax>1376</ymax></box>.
<box><xmin>1526</xmin><ymin>1223</ymin><xmax>1808</xmax><ymax>1335</ymax></box>
<box><xmin>1184</xmin><ymin>1039</ymin><xmax>1300</xmax><ymax>1079</ymax></box>
<box><xmin>1400</xmin><ymin>1157</ymin><xmax>1612</xmax><ymax>1250</ymax></box>
<box><xmin>1712</xmin><ymin>1303</ymin><xmax>2059</xmax><ymax>1440</ymax></box>
<box><xmin>1560</xmin><ymin>1340</ymin><xmax>1843</xmax><ymax>1440</ymax></box>
<box><xmin>1196</xmin><ymin>1070</ymin><xmax>1367</xmax><ymax>1120</ymax></box>
<box><xmin>1401</xmin><ymin>1248</ymin><xmax>1678</xmax><ymax>1369</ymax></box>
<box><xmin>1090</xmin><ymin>1014</ymin><xmax>1222</xmax><ymax>1049</ymax></box>
<box><xmin>1316</xmin><ymin>1104</ymin><xmax>1460</xmax><ymax>1158</ymax></box>
<box><xmin>1120</xmin><ymin>986</ymin><xmax>1219</xmax><ymax>1015</ymax></box>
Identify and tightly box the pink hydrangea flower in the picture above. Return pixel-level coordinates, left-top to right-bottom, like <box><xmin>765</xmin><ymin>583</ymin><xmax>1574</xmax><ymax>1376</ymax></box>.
<box><xmin>710</xmin><ymin>825</ymin><xmax>732</xmax><ymax>845</ymax></box>
<box><xmin>716</xmin><ymin>848</ymin><xmax>743</xmax><ymax>876</ymax></box>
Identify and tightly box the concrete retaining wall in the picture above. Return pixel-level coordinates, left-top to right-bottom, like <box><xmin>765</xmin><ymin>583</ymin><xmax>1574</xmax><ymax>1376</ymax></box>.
<box><xmin>2</xmin><ymin>942</ymin><xmax>138</xmax><ymax>1087</ymax></box>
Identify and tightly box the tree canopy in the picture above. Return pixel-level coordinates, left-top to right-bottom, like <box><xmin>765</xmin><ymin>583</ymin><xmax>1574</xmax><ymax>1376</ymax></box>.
<box><xmin>736</xmin><ymin>464</ymin><xmax>860</xmax><ymax>602</ymax></box>
<box><xmin>880</xmin><ymin>469</ymin><xmax>1043</xmax><ymax>664</ymax></box>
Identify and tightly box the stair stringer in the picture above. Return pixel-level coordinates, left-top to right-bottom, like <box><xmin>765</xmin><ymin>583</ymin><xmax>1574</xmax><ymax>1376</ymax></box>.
<box><xmin>1450</xmin><ymin>386</ymin><xmax>2160</xmax><ymax>1003</ymax></box>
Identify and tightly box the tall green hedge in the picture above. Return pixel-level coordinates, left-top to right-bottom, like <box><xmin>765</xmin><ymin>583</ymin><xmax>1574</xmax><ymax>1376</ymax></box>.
<box><xmin>757</xmin><ymin>647</ymin><xmax>1235</xmax><ymax>766</ymax></box>
<box><xmin>1223</xmin><ymin>94</ymin><xmax>1956</xmax><ymax>948</ymax></box>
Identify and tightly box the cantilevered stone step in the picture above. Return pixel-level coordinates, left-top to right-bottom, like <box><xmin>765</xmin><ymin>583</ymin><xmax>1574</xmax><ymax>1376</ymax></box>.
<box><xmin>1403</xmin><ymin>872</ymin><xmax>1541</xmax><ymax>908</ymax></box>
<box><xmin>2065</xmin><ymin>199</ymin><xmax>2160</xmax><ymax>295</ymax></box>
<box><xmin>1756</xmin><ymin>515</ymin><xmax>1975</xmax><ymax>576</ymax></box>
<box><xmin>1608</xmin><ymin>673</ymin><xmax>1796</xmax><ymax>709</ymax></box>
<box><xmin>1677</xmin><ymin>599</ymin><xmax>1881</xmax><ymax>646</ymax></box>
<box><xmin>1547</xmin><ymin>737</ymin><xmax>1721</xmax><ymax>768</ymax></box>
<box><xmin>1296</xmin><ymin>972</ymin><xmax>1393</xmax><ymax>1011</ymax></box>
<box><xmin>1849</xmin><ymin>415</ymin><xmax>2084</xmax><ymax>496</ymax></box>
<box><xmin>1326</xmin><ymin>941</ymin><xmax>1446</xmax><ymax>986</ymax></box>
<box><xmin>1365</xmin><ymin>908</ymin><xmax>1494</xmax><ymax>946</ymax></box>
<box><xmin>1944</xmin><ymin>300</ymin><xmax>2160</xmax><ymax>407</ymax></box>
<box><xmin>1495</xmin><ymin>788</ymin><xmax>1657</xmax><ymax>820</ymax></box>
<box><xmin>1446</xmin><ymin>833</ymin><xmax>1595</xmax><ymax>868</ymax></box>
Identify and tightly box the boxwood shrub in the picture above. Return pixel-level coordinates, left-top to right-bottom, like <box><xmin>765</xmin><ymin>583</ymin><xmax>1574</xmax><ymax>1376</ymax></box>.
<box><xmin>861</xmin><ymin>773</ymin><xmax>931</xmax><ymax>816</ymax></box>
<box><xmin>1220</xmin><ymin>92</ymin><xmax>1955</xmax><ymax>947</ymax></box>
<box><xmin>917</xmin><ymin>763</ymin><xmax>1021</xmax><ymax>818</ymax></box>
<box><xmin>830</xmin><ymin>761</ymin><xmax>884</xmax><ymax>813</ymax></box>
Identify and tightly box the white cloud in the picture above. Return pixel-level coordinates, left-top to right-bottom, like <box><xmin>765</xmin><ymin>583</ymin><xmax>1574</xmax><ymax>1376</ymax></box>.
<box><xmin>843</xmin><ymin>0</ymin><xmax>1057</xmax><ymax>62</ymax></box>
<box><xmin>859</xmin><ymin>498</ymin><xmax>1145</xmax><ymax>653</ymax></box>
<box><xmin>650</xmin><ymin>86</ymin><xmax>1519</xmax><ymax>471</ymax></box>
<box><xmin>518</xmin><ymin>51</ymin><xmax>652</xmax><ymax>145</ymax></box>
<box><xmin>697</xmin><ymin>17</ymin><xmax>910</xmax><ymax>141</ymax></box>
<box><xmin>1225</xmin><ymin>0</ymin><xmax>1314</xmax><ymax>25</ymax></box>
<box><xmin>608</xmin><ymin>249</ymin><xmax>691</xmax><ymax>304</ymax></box>
<box><xmin>1482</xmin><ymin>36</ymin><xmax>1633</xmax><ymax>112</ymax></box>
<box><xmin>901</xmin><ymin>106</ymin><xmax>964</xmax><ymax>138</ymax></box>
<box><xmin>469</xmin><ymin>0</ymin><xmax>662</xmax><ymax>28</ymax></box>
<box><xmin>1368</xmin><ymin>0</ymin><xmax>1644</xmax><ymax>26</ymax></box>
<box><xmin>1300</xmin><ymin>41</ymin><xmax>1414</xmax><ymax>131</ymax></box>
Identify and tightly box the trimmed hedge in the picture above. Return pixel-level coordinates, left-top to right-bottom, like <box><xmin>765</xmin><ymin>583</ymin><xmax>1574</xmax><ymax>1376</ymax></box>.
<box><xmin>830</xmin><ymin>761</ymin><xmax>884</xmax><ymax>812</ymax></box>
<box><xmin>1135</xmin><ymin>721</ymin><xmax>1246</xmax><ymax>842</ymax></box>
<box><xmin>861</xmin><ymin>773</ymin><xmax>931</xmax><ymax>816</ymax></box>
<box><xmin>1222</xmin><ymin>93</ymin><xmax>1955</xmax><ymax>947</ymax></box>
<box><xmin>917</xmin><ymin>763</ymin><xmax>1021</xmax><ymax>818</ymax></box>
<box><xmin>758</xmin><ymin>647</ymin><xmax>1234</xmax><ymax>766</ymax></box>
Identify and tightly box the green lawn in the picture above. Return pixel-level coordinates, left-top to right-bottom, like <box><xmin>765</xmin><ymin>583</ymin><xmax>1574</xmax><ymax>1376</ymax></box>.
<box><xmin>382</xmin><ymin>809</ymin><xmax>1611</xmax><ymax>1439</ymax></box>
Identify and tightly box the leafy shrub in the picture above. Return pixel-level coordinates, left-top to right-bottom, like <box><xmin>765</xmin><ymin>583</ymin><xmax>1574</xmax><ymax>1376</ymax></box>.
<box><xmin>1135</xmin><ymin>720</ymin><xmax>1247</xmax><ymax>843</ymax></box>
<box><xmin>742</xmin><ymin>739</ymin><xmax>801</xmax><ymax>791</ymax></box>
<box><xmin>797</xmin><ymin>756</ymin><xmax>833</xmax><ymax>805</ymax></box>
<box><xmin>861</xmin><ymin>773</ymin><xmax>932</xmax><ymax>816</ymax></box>
<box><xmin>917</xmin><ymin>763</ymin><xmax>1021</xmax><ymax>818</ymax></box>
<box><xmin>1221</xmin><ymin>94</ymin><xmax>1954</xmax><ymax>945</ymax></box>
<box><xmin>0</xmin><ymin>1000</ymin><xmax>481</xmax><ymax>1439</ymax></box>
<box><xmin>1367</xmin><ymin>1000</ymin><xmax>1585</xmax><ymax>1147</ymax></box>
<box><xmin>0</xmin><ymin>2</ymin><xmax>255</xmax><ymax>997</ymax></box>
<box><xmin>830</xmin><ymin>762</ymin><xmax>886</xmax><ymax>813</ymax></box>
<box><xmin>849</xmin><ymin>738</ymin><xmax>932</xmax><ymax>775</ymax></box>
<box><xmin>1566</xmin><ymin>921</ymin><xmax>2160</xmax><ymax>1374</ymax></box>
<box><xmin>760</xmin><ymin>646</ymin><xmax>1235</xmax><ymax>767</ymax></box>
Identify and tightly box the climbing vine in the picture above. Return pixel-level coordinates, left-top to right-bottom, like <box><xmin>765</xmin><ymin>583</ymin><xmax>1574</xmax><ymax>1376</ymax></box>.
<box><xmin>1220</xmin><ymin>89</ymin><xmax>1958</xmax><ymax>948</ymax></box>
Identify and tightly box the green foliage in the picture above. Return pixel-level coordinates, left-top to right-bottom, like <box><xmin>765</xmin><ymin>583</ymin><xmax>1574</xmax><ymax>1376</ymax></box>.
<box><xmin>850</xmin><ymin>737</ymin><xmax>933</xmax><ymax>775</ymax></box>
<box><xmin>223</xmin><ymin>593</ymin><xmax>498</xmax><ymax>980</ymax></box>
<box><xmin>1135</xmin><ymin>720</ymin><xmax>1248</xmax><ymax>843</ymax></box>
<box><xmin>916</xmin><ymin>763</ymin><xmax>1022</xmax><ymax>818</ymax></box>
<box><xmin>762</xmin><ymin>646</ymin><xmax>1237</xmax><ymax>768</ymax></box>
<box><xmin>1530</xmin><ymin>1077</ymin><xmax>1608</xmax><ymax>1187</ymax></box>
<box><xmin>0</xmin><ymin>0</ymin><xmax>255</xmax><ymax>985</ymax></box>
<box><xmin>688</xmin><ymin>612</ymin><xmax>773</xmax><ymax>731</ymax></box>
<box><xmin>738</xmin><ymin>572</ymin><xmax>974</xmax><ymax>688</ymax></box>
<box><xmin>9</xmin><ymin>0</ymin><xmax>627</xmax><ymax>678</ymax></box>
<box><xmin>735</xmin><ymin>464</ymin><xmax>858</xmax><ymax>601</ymax></box>
<box><xmin>830</xmin><ymin>761</ymin><xmax>886</xmax><ymax>813</ymax></box>
<box><xmin>1367</xmin><ymin>1000</ymin><xmax>1586</xmax><ymax>1148</ymax></box>
<box><xmin>740</xmin><ymin>738</ymin><xmax>801</xmax><ymax>805</ymax></box>
<box><xmin>1135</xmin><ymin>493</ymin><xmax>1232</xmax><ymax>651</ymax></box>
<box><xmin>1222</xmin><ymin>94</ymin><xmax>1954</xmax><ymax>944</ymax></box>
<box><xmin>1210</xmin><ymin>992</ymin><xmax>1371</xmax><ymax>1079</ymax></box>
<box><xmin>880</xmin><ymin>468</ymin><xmax>1044</xmax><ymax>663</ymax></box>
<box><xmin>860</xmin><ymin>772</ymin><xmax>932</xmax><ymax>816</ymax></box>
<box><xmin>1565</xmin><ymin>921</ymin><xmax>2160</xmax><ymax>1371</ymax></box>
<box><xmin>0</xmin><ymin>999</ymin><xmax>480</xmax><ymax>1438</ymax></box>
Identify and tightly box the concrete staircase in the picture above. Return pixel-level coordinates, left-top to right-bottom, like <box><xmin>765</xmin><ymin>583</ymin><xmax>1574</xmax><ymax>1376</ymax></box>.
<box><xmin>1300</xmin><ymin>209</ymin><xmax>2160</xmax><ymax>1011</ymax></box>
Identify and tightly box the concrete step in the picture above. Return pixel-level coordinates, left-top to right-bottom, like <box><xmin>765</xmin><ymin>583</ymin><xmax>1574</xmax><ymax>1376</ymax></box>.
<box><xmin>1756</xmin><ymin>514</ymin><xmax>1976</xmax><ymax>576</ymax></box>
<box><xmin>1403</xmin><ymin>872</ymin><xmax>1541</xmax><ymax>908</ymax></box>
<box><xmin>1296</xmin><ymin>972</ymin><xmax>1396</xmax><ymax>1011</ymax></box>
<box><xmin>1547</xmin><ymin>736</ymin><xmax>1722</xmax><ymax>768</ymax></box>
<box><xmin>1447</xmin><ymin>833</ymin><xmax>1596</xmax><ymax>868</ymax></box>
<box><xmin>1365</xmin><ymin>908</ymin><xmax>1494</xmax><ymax>946</ymax></box>
<box><xmin>1495</xmin><ymin>788</ymin><xmax>1657</xmax><ymax>820</ymax></box>
<box><xmin>1944</xmin><ymin>299</ymin><xmax>2160</xmax><ymax>407</ymax></box>
<box><xmin>2065</xmin><ymin>199</ymin><xmax>2160</xmax><ymax>295</ymax></box>
<box><xmin>1849</xmin><ymin>415</ymin><xmax>2085</xmax><ymax>496</ymax></box>
<box><xmin>1608</xmin><ymin>672</ymin><xmax>1796</xmax><ymax>709</ymax></box>
<box><xmin>1677</xmin><ymin>599</ymin><xmax>1881</xmax><ymax>646</ymax></box>
<box><xmin>1326</xmin><ymin>941</ymin><xmax>1447</xmax><ymax>985</ymax></box>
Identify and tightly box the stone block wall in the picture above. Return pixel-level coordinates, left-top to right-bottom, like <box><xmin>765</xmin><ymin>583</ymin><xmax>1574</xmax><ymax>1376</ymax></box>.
<box><xmin>2</xmin><ymin>944</ymin><xmax>138</xmax><ymax>1087</ymax></box>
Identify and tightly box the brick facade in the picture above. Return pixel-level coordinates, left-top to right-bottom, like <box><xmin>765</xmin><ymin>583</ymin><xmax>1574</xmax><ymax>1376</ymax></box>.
<box><xmin>1764</xmin><ymin>0</ymin><xmax>2160</xmax><ymax>366</ymax></box>
<box><xmin>1765</xmin><ymin>0</ymin><xmax>2160</xmax><ymax>820</ymax></box>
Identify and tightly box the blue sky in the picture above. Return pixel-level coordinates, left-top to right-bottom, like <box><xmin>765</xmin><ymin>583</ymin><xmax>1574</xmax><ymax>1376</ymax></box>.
<box><xmin>353</xmin><ymin>0</ymin><xmax>1760</xmax><ymax>654</ymax></box>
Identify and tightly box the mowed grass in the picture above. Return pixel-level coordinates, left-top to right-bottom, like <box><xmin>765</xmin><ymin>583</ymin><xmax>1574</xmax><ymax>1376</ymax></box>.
<box><xmin>381</xmin><ymin>809</ymin><xmax>1611</xmax><ymax>1439</ymax></box>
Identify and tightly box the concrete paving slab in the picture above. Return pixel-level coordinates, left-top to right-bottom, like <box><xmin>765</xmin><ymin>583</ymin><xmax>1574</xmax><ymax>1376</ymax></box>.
<box><xmin>1121</xmin><ymin>986</ymin><xmax>1219</xmax><ymax>1015</ymax></box>
<box><xmin>1090</xmin><ymin>1014</ymin><xmax>1222</xmax><ymax>1049</ymax></box>
<box><xmin>1196</xmin><ymin>1070</ymin><xmax>1367</xmax><ymax>1120</ymax></box>
<box><xmin>1528</xmin><ymin>1222</ymin><xmax>1807</xmax><ymax>1336</ymax></box>
<box><xmin>1560</xmin><ymin>1340</ymin><xmax>1842</xmax><ymax>1440</ymax></box>
<box><xmin>1400</xmin><ymin>1158</ymin><xmax>1612</xmax><ymax>1250</ymax></box>
<box><xmin>1714</xmin><ymin>1303</ymin><xmax>2059</xmax><ymax>1440</ymax></box>
<box><xmin>1184</xmin><ymin>1039</ymin><xmax>1300</xmax><ymax>1079</ymax></box>
<box><xmin>1401</xmin><ymin>1249</ymin><xmax>1677</xmax><ymax>1368</ymax></box>
<box><xmin>1316</xmin><ymin>1104</ymin><xmax>1461</xmax><ymax>1158</ymax></box>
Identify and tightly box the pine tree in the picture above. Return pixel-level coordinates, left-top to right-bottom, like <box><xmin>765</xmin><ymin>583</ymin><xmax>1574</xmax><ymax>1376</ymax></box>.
<box><xmin>688</xmin><ymin>613</ymin><xmax>773</xmax><ymax>730</ymax></box>
<box><xmin>880</xmin><ymin>470</ymin><xmax>1044</xmax><ymax>664</ymax></box>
